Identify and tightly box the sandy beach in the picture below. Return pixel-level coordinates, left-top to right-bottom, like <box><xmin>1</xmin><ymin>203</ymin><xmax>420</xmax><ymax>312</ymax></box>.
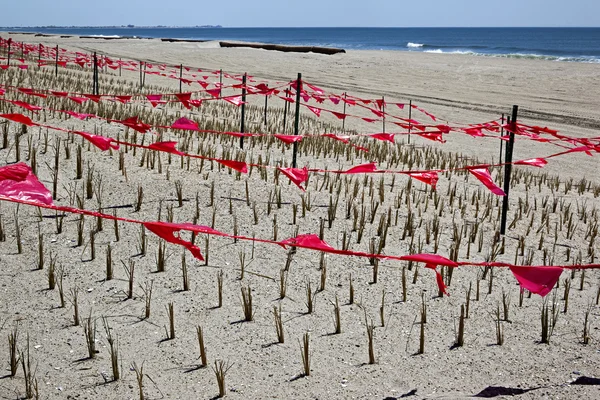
<box><xmin>0</xmin><ymin>32</ymin><xmax>599</xmax><ymax>400</ymax></box>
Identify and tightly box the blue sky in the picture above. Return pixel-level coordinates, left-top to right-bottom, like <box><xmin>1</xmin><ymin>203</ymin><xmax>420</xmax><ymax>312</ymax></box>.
<box><xmin>1</xmin><ymin>0</ymin><xmax>598</xmax><ymax>27</ymax></box>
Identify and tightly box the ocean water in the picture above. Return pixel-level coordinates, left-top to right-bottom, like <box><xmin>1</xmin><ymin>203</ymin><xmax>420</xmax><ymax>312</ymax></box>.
<box><xmin>7</xmin><ymin>27</ymin><xmax>600</xmax><ymax>63</ymax></box>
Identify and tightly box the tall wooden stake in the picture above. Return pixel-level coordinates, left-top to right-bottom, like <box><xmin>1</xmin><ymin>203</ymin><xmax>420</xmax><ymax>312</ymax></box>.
<box><xmin>55</xmin><ymin>45</ymin><xmax>58</xmax><ymax>76</ymax></box>
<box><xmin>500</xmin><ymin>105</ymin><xmax>518</xmax><ymax>235</ymax></box>
<box><xmin>7</xmin><ymin>38</ymin><xmax>11</xmax><ymax>65</ymax></box>
<box><xmin>264</xmin><ymin>90</ymin><xmax>268</xmax><ymax>126</ymax></box>
<box><xmin>93</xmin><ymin>52</ymin><xmax>98</xmax><ymax>95</ymax></box>
<box><xmin>342</xmin><ymin>92</ymin><xmax>347</xmax><ymax>132</ymax></box>
<box><xmin>179</xmin><ymin>64</ymin><xmax>183</xmax><ymax>93</ymax></box>
<box><xmin>292</xmin><ymin>73</ymin><xmax>302</xmax><ymax>168</ymax></box>
<box><xmin>407</xmin><ymin>100</ymin><xmax>412</xmax><ymax>144</ymax></box>
<box><xmin>240</xmin><ymin>73</ymin><xmax>247</xmax><ymax>149</ymax></box>
<box><xmin>382</xmin><ymin>96</ymin><xmax>386</xmax><ymax>134</ymax></box>
<box><xmin>499</xmin><ymin>113</ymin><xmax>505</xmax><ymax>162</ymax></box>
<box><xmin>139</xmin><ymin>61</ymin><xmax>143</xmax><ymax>88</ymax></box>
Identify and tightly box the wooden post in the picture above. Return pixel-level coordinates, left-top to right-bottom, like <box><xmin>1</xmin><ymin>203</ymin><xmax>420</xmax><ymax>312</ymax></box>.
<box><xmin>292</xmin><ymin>73</ymin><xmax>302</xmax><ymax>168</ymax></box>
<box><xmin>382</xmin><ymin>96</ymin><xmax>386</xmax><ymax>134</ymax></box>
<box><xmin>264</xmin><ymin>91</ymin><xmax>268</xmax><ymax>126</ymax></box>
<box><xmin>407</xmin><ymin>100</ymin><xmax>412</xmax><ymax>144</ymax></box>
<box><xmin>55</xmin><ymin>45</ymin><xmax>58</xmax><ymax>76</ymax></box>
<box><xmin>7</xmin><ymin>38</ymin><xmax>11</xmax><ymax>65</ymax></box>
<box><xmin>38</xmin><ymin>44</ymin><xmax>41</xmax><ymax>66</ymax></box>
<box><xmin>20</xmin><ymin>41</ymin><xmax>24</xmax><ymax>59</ymax></box>
<box><xmin>179</xmin><ymin>64</ymin><xmax>183</xmax><ymax>93</ymax></box>
<box><xmin>119</xmin><ymin>58</ymin><xmax>122</xmax><ymax>77</ymax></box>
<box><xmin>143</xmin><ymin>62</ymin><xmax>147</xmax><ymax>86</ymax></box>
<box><xmin>93</xmin><ymin>52</ymin><xmax>98</xmax><ymax>95</ymax></box>
<box><xmin>499</xmin><ymin>113</ymin><xmax>505</xmax><ymax>162</ymax></box>
<box><xmin>342</xmin><ymin>92</ymin><xmax>347</xmax><ymax>132</ymax></box>
<box><xmin>219</xmin><ymin>69</ymin><xmax>223</xmax><ymax>96</ymax></box>
<box><xmin>240</xmin><ymin>73</ymin><xmax>247</xmax><ymax>149</ymax></box>
<box><xmin>139</xmin><ymin>61</ymin><xmax>144</xmax><ymax>88</ymax></box>
<box><xmin>500</xmin><ymin>105</ymin><xmax>518</xmax><ymax>235</ymax></box>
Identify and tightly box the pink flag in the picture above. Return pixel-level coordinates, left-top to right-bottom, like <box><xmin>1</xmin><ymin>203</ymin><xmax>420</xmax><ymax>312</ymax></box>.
<box><xmin>0</xmin><ymin>113</ymin><xmax>37</xmax><ymax>126</ymax></box>
<box><xmin>274</xmin><ymin>134</ymin><xmax>303</xmax><ymax>144</ymax></box>
<box><xmin>468</xmin><ymin>167</ymin><xmax>506</xmax><ymax>196</ymax></box>
<box><xmin>146</xmin><ymin>94</ymin><xmax>163</xmax><ymax>108</ymax></box>
<box><xmin>217</xmin><ymin>159</ymin><xmax>248</xmax><ymax>173</ymax></box>
<box><xmin>115</xmin><ymin>95</ymin><xmax>132</xmax><ymax>103</ymax></box>
<box><xmin>278</xmin><ymin>167</ymin><xmax>309</xmax><ymax>191</ymax></box>
<box><xmin>343</xmin><ymin>163</ymin><xmax>377</xmax><ymax>174</ymax></box>
<box><xmin>406</xmin><ymin>171</ymin><xmax>439</xmax><ymax>189</ymax></box>
<box><xmin>172</xmin><ymin>117</ymin><xmax>199</xmax><ymax>131</ymax></box>
<box><xmin>148</xmin><ymin>141</ymin><xmax>183</xmax><ymax>156</ymax></box>
<box><xmin>514</xmin><ymin>158</ymin><xmax>548</xmax><ymax>168</ymax></box>
<box><xmin>307</xmin><ymin>106</ymin><xmax>321</xmax><ymax>117</ymax></box>
<box><xmin>0</xmin><ymin>163</ymin><xmax>53</xmax><ymax>206</ymax></box>
<box><xmin>281</xmin><ymin>234</ymin><xmax>335</xmax><ymax>252</ymax></box>
<box><xmin>75</xmin><ymin>131</ymin><xmax>119</xmax><ymax>151</ymax></box>
<box><xmin>370</xmin><ymin>133</ymin><xmax>395</xmax><ymax>143</ymax></box>
<box><xmin>144</xmin><ymin>221</ymin><xmax>204</xmax><ymax>261</ymax></box>
<box><xmin>509</xmin><ymin>266</ymin><xmax>563</xmax><ymax>296</ymax></box>
<box><xmin>68</xmin><ymin>96</ymin><xmax>89</xmax><ymax>105</ymax></box>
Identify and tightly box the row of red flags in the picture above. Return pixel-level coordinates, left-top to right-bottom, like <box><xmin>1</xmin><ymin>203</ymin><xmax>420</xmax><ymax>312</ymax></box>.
<box><xmin>0</xmin><ymin>162</ymin><xmax>596</xmax><ymax>297</ymax></box>
<box><xmin>1</xmin><ymin>112</ymin><xmax>597</xmax><ymax>196</ymax></box>
<box><xmin>3</xmin><ymin>84</ymin><xmax>599</xmax><ymax>151</ymax></box>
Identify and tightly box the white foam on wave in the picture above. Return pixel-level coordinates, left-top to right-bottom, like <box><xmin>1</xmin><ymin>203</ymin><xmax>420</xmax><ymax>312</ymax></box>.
<box><xmin>424</xmin><ymin>49</ymin><xmax>476</xmax><ymax>55</ymax></box>
<box><xmin>407</xmin><ymin>42</ymin><xmax>424</xmax><ymax>48</ymax></box>
<box><xmin>87</xmin><ymin>34</ymin><xmax>121</xmax><ymax>38</ymax></box>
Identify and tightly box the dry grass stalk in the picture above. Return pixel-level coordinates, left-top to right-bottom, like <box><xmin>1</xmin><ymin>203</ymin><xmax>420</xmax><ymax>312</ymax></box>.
<box><xmin>165</xmin><ymin>302</ymin><xmax>175</xmax><ymax>340</ymax></box>
<box><xmin>156</xmin><ymin>240</ymin><xmax>166</xmax><ymax>272</ymax></box>
<box><xmin>582</xmin><ymin>304</ymin><xmax>592</xmax><ymax>345</ymax></box>
<box><xmin>332</xmin><ymin>296</ymin><xmax>341</xmax><ymax>334</ymax></box>
<box><xmin>217</xmin><ymin>270</ymin><xmax>224</xmax><ymax>308</ymax></box>
<box><xmin>102</xmin><ymin>317</ymin><xmax>120</xmax><ymax>381</ymax></box>
<box><xmin>279</xmin><ymin>269</ymin><xmax>288</xmax><ymax>299</ymax></box>
<box><xmin>273</xmin><ymin>304</ymin><xmax>285</xmax><ymax>343</ymax></box>
<box><xmin>366</xmin><ymin>316</ymin><xmax>376</xmax><ymax>364</ymax></box>
<box><xmin>241</xmin><ymin>286</ymin><xmax>254</xmax><ymax>321</ymax></box>
<box><xmin>14</xmin><ymin>210</ymin><xmax>22</xmax><ymax>254</ymax></box>
<box><xmin>349</xmin><ymin>273</ymin><xmax>354</xmax><ymax>304</ymax></box>
<box><xmin>300</xmin><ymin>333</ymin><xmax>311</xmax><ymax>376</ymax></box>
<box><xmin>37</xmin><ymin>230</ymin><xmax>44</xmax><ymax>270</ymax></box>
<box><xmin>47</xmin><ymin>254</ymin><xmax>56</xmax><ymax>290</ymax></box>
<box><xmin>70</xmin><ymin>287</ymin><xmax>80</xmax><ymax>326</ymax></box>
<box><xmin>181</xmin><ymin>252</ymin><xmax>189</xmax><ymax>291</ymax></box>
<box><xmin>402</xmin><ymin>266</ymin><xmax>407</xmax><ymax>302</ymax></box>
<box><xmin>9</xmin><ymin>323</ymin><xmax>20</xmax><ymax>377</ymax></box>
<box><xmin>213</xmin><ymin>360</ymin><xmax>232</xmax><ymax>398</ymax></box>
<box><xmin>141</xmin><ymin>281</ymin><xmax>153</xmax><ymax>319</ymax></box>
<box><xmin>83</xmin><ymin>311</ymin><xmax>97</xmax><ymax>359</ymax></box>
<box><xmin>495</xmin><ymin>303</ymin><xmax>504</xmax><ymax>345</ymax></box>
<box><xmin>502</xmin><ymin>289</ymin><xmax>511</xmax><ymax>322</ymax></box>
<box><xmin>132</xmin><ymin>362</ymin><xmax>145</xmax><ymax>400</ymax></box>
<box><xmin>541</xmin><ymin>293</ymin><xmax>559</xmax><ymax>344</ymax></box>
<box><xmin>123</xmin><ymin>260</ymin><xmax>135</xmax><ymax>299</ymax></box>
<box><xmin>197</xmin><ymin>325</ymin><xmax>208</xmax><ymax>367</ymax></box>
<box><xmin>380</xmin><ymin>290</ymin><xmax>386</xmax><ymax>327</ymax></box>
<box><xmin>175</xmin><ymin>180</ymin><xmax>184</xmax><ymax>207</ymax></box>
<box><xmin>20</xmin><ymin>334</ymin><xmax>36</xmax><ymax>399</ymax></box>
<box><xmin>106</xmin><ymin>245</ymin><xmax>113</xmax><ymax>281</ymax></box>
<box><xmin>135</xmin><ymin>184</ymin><xmax>144</xmax><ymax>212</ymax></box>
<box><xmin>305</xmin><ymin>280</ymin><xmax>314</xmax><ymax>314</ymax></box>
<box><xmin>563</xmin><ymin>278</ymin><xmax>571</xmax><ymax>313</ymax></box>
<box><xmin>454</xmin><ymin>304</ymin><xmax>465</xmax><ymax>348</ymax></box>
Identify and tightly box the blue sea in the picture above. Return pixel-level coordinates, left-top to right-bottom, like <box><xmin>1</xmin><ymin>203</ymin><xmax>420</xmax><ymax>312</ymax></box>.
<box><xmin>7</xmin><ymin>27</ymin><xmax>600</xmax><ymax>63</ymax></box>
